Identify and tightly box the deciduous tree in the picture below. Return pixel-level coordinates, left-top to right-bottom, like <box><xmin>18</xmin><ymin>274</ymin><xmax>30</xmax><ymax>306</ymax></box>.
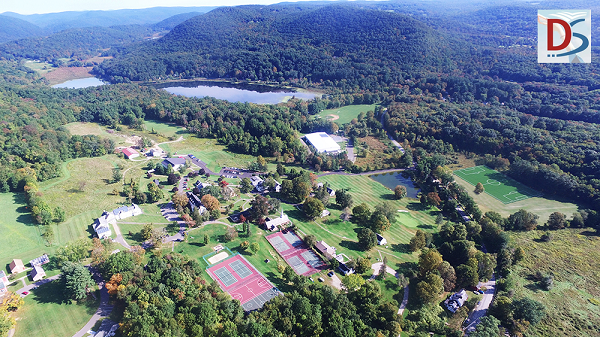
<box><xmin>358</xmin><ymin>228</ymin><xmax>377</xmax><ymax>251</ymax></box>
<box><xmin>394</xmin><ymin>185</ymin><xmax>407</xmax><ymax>199</ymax></box>
<box><xmin>201</xmin><ymin>194</ymin><xmax>220</xmax><ymax>211</ymax></box>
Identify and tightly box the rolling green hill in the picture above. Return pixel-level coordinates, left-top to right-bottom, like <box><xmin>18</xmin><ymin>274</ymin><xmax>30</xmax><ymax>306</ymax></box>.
<box><xmin>95</xmin><ymin>5</ymin><xmax>467</xmax><ymax>86</ymax></box>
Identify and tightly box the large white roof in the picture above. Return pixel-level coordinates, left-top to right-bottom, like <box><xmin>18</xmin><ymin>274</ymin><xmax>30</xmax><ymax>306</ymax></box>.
<box><xmin>304</xmin><ymin>132</ymin><xmax>341</xmax><ymax>153</ymax></box>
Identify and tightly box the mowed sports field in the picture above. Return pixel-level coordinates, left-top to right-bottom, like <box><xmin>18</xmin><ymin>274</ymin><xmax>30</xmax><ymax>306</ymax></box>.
<box><xmin>453</xmin><ymin>166</ymin><xmax>542</xmax><ymax>204</ymax></box>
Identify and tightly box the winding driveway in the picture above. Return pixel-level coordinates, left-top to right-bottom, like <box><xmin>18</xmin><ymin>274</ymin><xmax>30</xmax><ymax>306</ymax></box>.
<box><xmin>13</xmin><ymin>267</ymin><xmax>113</xmax><ymax>337</ymax></box>
<box><xmin>463</xmin><ymin>274</ymin><xmax>497</xmax><ymax>333</ymax></box>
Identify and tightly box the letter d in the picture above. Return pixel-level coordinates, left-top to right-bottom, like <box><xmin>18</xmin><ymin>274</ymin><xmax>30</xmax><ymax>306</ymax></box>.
<box><xmin>547</xmin><ymin>19</ymin><xmax>571</xmax><ymax>50</ymax></box>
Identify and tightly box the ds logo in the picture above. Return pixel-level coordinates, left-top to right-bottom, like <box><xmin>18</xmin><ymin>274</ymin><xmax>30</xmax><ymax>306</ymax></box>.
<box><xmin>538</xmin><ymin>10</ymin><xmax>591</xmax><ymax>63</ymax></box>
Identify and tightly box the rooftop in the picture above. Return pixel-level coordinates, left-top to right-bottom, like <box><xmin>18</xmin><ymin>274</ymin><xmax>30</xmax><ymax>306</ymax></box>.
<box><xmin>304</xmin><ymin>132</ymin><xmax>342</xmax><ymax>153</ymax></box>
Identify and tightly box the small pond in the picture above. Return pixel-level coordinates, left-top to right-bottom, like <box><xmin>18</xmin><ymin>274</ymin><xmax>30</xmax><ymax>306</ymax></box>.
<box><xmin>369</xmin><ymin>171</ymin><xmax>420</xmax><ymax>198</ymax></box>
<box><xmin>52</xmin><ymin>77</ymin><xmax>106</xmax><ymax>89</ymax></box>
<box><xmin>154</xmin><ymin>80</ymin><xmax>320</xmax><ymax>104</ymax></box>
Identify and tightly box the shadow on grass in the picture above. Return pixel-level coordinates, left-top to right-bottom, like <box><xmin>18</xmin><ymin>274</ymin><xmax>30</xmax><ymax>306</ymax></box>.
<box><xmin>417</xmin><ymin>224</ymin><xmax>435</xmax><ymax>230</ymax></box>
<box><xmin>30</xmin><ymin>280</ymin><xmax>99</xmax><ymax>315</ymax></box>
<box><xmin>340</xmin><ymin>240</ymin><xmax>361</xmax><ymax>252</ymax></box>
<box><xmin>12</xmin><ymin>194</ymin><xmax>36</xmax><ymax>226</ymax></box>
<box><xmin>324</xmin><ymin>218</ymin><xmax>344</xmax><ymax>226</ymax></box>
<box><xmin>406</xmin><ymin>202</ymin><xmax>428</xmax><ymax>211</ymax></box>
<box><xmin>391</xmin><ymin>243</ymin><xmax>412</xmax><ymax>254</ymax></box>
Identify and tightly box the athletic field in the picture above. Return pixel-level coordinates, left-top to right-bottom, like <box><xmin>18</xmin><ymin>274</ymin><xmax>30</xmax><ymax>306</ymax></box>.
<box><xmin>453</xmin><ymin>166</ymin><xmax>542</xmax><ymax>204</ymax></box>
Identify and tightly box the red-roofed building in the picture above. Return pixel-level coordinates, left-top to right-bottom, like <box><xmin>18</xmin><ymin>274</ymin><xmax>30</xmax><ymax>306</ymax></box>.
<box><xmin>122</xmin><ymin>148</ymin><xmax>139</xmax><ymax>159</ymax></box>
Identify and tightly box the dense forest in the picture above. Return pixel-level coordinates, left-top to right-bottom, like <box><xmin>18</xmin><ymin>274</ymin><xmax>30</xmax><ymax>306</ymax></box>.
<box><xmin>93</xmin><ymin>5</ymin><xmax>464</xmax><ymax>87</ymax></box>
<box><xmin>101</xmin><ymin>251</ymin><xmax>404</xmax><ymax>337</ymax></box>
<box><xmin>0</xmin><ymin>25</ymin><xmax>152</xmax><ymax>61</ymax></box>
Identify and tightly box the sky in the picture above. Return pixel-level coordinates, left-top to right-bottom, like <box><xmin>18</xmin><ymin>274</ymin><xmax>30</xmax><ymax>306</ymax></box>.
<box><xmin>0</xmin><ymin>0</ymin><xmax>327</xmax><ymax>15</ymax></box>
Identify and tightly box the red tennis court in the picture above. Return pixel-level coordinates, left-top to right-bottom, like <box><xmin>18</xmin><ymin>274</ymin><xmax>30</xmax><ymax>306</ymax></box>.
<box><xmin>206</xmin><ymin>254</ymin><xmax>280</xmax><ymax>311</ymax></box>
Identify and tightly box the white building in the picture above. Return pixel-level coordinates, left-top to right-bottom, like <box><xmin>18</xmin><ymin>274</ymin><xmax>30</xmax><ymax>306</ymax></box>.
<box><xmin>94</xmin><ymin>204</ymin><xmax>142</xmax><ymax>239</ymax></box>
<box><xmin>376</xmin><ymin>233</ymin><xmax>387</xmax><ymax>245</ymax></box>
<box><xmin>445</xmin><ymin>289</ymin><xmax>468</xmax><ymax>313</ymax></box>
<box><xmin>265</xmin><ymin>211</ymin><xmax>290</xmax><ymax>231</ymax></box>
<box><xmin>315</xmin><ymin>240</ymin><xmax>337</xmax><ymax>260</ymax></box>
<box><xmin>304</xmin><ymin>132</ymin><xmax>342</xmax><ymax>154</ymax></box>
<box><xmin>31</xmin><ymin>265</ymin><xmax>46</xmax><ymax>282</ymax></box>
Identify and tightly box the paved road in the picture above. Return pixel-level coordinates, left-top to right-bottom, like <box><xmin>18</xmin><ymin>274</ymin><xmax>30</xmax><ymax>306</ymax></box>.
<box><xmin>398</xmin><ymin>285</ymin><xmax>409</xmax><ymax>315</ymax></box>
<box><xmin>111</xmin><ymin>222</ymin><xmax>131</xmax><ymax>250</ymax></box>
<box><xmin>463</xmin><ymin>274</ymin><xmax>497</xmax><ymax>333</ymax></box>
<box><xmin>346</xmin><ymin>138</ymin><xmax>356</xmax><ymax>162</ymax></box>
<box><xmin>72</xmin><ymin>267</ymin><xmax>114</xmax><ymax>337</ymax></box>
<box><xmin>12</xmin><ymin>267</ymin><xmax>113</xmax><ymax>337</ymax></box>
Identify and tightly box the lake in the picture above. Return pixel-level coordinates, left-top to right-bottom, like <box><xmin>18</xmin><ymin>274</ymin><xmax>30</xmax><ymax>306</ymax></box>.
<box><xmin>369</xmin><ymin>171</ymin><xmax>420</xmax><ymax>198</ymax></box>
<box><xmin>52</xmin><ymin>77</ymin><xmax>105</xmax><ymax>89</ymax></box>
<box><xmin>154</xmin><ymin>80</ymin><xmax>320</xmax><ymax>104</ymax></box>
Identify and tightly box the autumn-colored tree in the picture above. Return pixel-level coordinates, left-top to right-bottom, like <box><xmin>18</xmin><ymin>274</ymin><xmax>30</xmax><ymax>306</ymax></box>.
<box><xmin>219</xmin><ymin>180</ymin><xmax>229</xmax><ymax>188</ymax></box>
<box><xmin>475</xmin><ymin>182</ymin><xmax>485</xmax><ymax>194</ymax></box>
<box><xmin>426</xmin><ymin>192</ymin><xmax>441</xmax><ymax>207</ymax></box>
<box><xmin>105</xmin><ymin>273</ymin><xmax>123</xmax><ymax>296</ymax></box>
<box><xmin>172</xmin><ymin>192</ymin><xmax>189</xmax><ymax>210</ymax></box>
<box><xmin>240</xmin><ymin>241</ymin><xmax>249</xmax><ymax>250</ymax></box>
<box><xmin>129</xmin><ymin>246</ymin><xmax>146</xmax><ymax>264</ymax></box>
<box><xmin>201</xmin><ymin>194</ymin><xmax>220</xmax><ymax>211</ymax></box>
<box><xmin>182</xmin><ymin>214</ymin><xmax>196</xmax><ymax>228</ymax></box>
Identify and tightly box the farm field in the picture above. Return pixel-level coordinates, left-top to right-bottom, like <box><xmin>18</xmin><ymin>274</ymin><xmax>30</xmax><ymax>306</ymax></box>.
<box><xmin>453</xmin><ymin>165</ymin><xmax>541</xmax><ymax>204</ymax></box>
<box><xmin>453</xmin><ymin>175</ymin><xmax>579</xmax><ymax>221</ymax></box>
<box><xmin>14</xmin><ymin>280</ymin><xmax>99</xmax><ymax>337</ymax></box>
<box><xmin>315</xmin><ymin>104</ymin><xmax>378</xmax><ymax>125</ymax></box>
<box><xmin>43</xmin><ymin>67</ymin><xmax>94</xmax><ymax>85</ymax></box>
<box><xmin>510</xmin><ymin>229</ymin><xmax>600</xmax><ymax>337</ymax></box>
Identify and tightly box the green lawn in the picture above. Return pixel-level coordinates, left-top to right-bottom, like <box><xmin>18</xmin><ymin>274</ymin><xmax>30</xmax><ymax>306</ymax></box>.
<box><xmin>0</xmin><ymin>193</ymin><xmax>46</xmax><ymax>273</ymax></box>
<box><xmin>14</xmin><ymin>280</ymin><xmax>99</xmax><ymax>337</ymax></box>
<box><xmin>170</xmin><ymin>223</ymin><xmax>288</xmax><ymax>289</ymax></box>
<box><xmin>453</xmin><ymin>175</ymin><xmax>579</xmax><ymax>221</ymax></box>
<box><xmin>23</xmin><ymin>60</ymin><xmax>55</xmax><ymax>75</ymax></box>
<box><xmin>159</xmin><ymin>136</ymin><xmax>257</xmax><ymax>173</ymax></box>
<box><xmin>454</xmin><ymin>165</ymin><xmax>541</xmax><ymax>204</ymax></box>
<box><xmin>285</xmin><ymin>174</ymin><xmax>440</xmax><ymax>270</ymax></box>
<box><xmin>64</xmin><ymin>122</ymin><xmax>128</xmax><ymax>147</ymax></box>
<box><xmin>143</xmin><ymin>120</ymin><xmax>187</xmax><ymax>138</ymax></box>
<box><xmin>315</xmin><ymin>104</ymin><xmax>378</xmax><ymax>125</ymax></box>
<box><xmin>510</xmin><ymin>229</ymin><xmax>600</xmax><ymax>337</ymax></box>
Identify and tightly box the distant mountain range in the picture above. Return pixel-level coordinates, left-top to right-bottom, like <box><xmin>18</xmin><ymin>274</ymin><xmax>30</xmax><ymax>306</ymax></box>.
<box><xmin>0</xmin><ymin>6</ymin><xmax>214</xmax><ymax>44</ymax></box>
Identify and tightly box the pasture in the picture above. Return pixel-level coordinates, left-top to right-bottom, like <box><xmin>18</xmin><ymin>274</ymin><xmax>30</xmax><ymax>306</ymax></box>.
<box><xmin>453</xmin><ymin>165</ymin><xmax>541</xmax><ymax>204</ymax></box>
<box><xmin>315</xmin><ymin>104</ymin><xmax>378</xmax><ymax>125</ymax></box>
<box><xmin>453</xmin><ymin>175</ymin><xmax>579</xmax><ymax>221</ymax></box>
<box><xmin>510</xmin><ymin>229</ymin><xmax>600</xmax><ymax>337</ymax></box>
<box><xmin>14</xmin><ymin>280</ymin><xmax>99</xmax><ymax>337</ymax></box>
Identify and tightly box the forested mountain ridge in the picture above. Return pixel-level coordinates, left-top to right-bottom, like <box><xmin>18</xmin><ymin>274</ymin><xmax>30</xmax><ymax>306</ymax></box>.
<box><xmin>94</xmin><ymin>5</ymin><xmax>466</xmax><ymax>86</ymax></box>
<box><xmin>1</xmin><ymin>6</ymin><xmax>215</xmax><ymax>33</ymax></box>
<box><xmin>0</xmin><ymin>15</ymin><xmax>46</xmax><ymax>44</ymax></box>
<box><xmin>0</xmin><ymin>25</ymin><xmax>152</xmax><ymax>61</ymax></box>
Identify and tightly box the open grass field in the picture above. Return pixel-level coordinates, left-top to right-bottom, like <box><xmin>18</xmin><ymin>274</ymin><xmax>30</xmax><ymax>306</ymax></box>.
<box><xmin>159</xmin><ymin>136</ymin><xmax>257</xmax><ymax>173</ymax></box>
<box><xmin>510</xmin><ymin>229</ymin><xmax>600</xmax><ymax>337</ymax></box>
<box><xmin>315</xmin><ymin>104</ymin><xmax>378</xmax><ymax>125</ymax></box>
<box><xmin>453</xmin><ymin>175</ymin><xmax>579</xmax><ymax>221</ymax></box>
<box><xmin>38</xmin><ymin>156</ymin><xmax>129</xmax><ymax>219</ymax></box>
<box><xmin>454</xmin><ymin>165</ymin><xmax>542</xmax><ymax>204</ymax></box>
<box><xmin>14</xmin><ymin>280</ymin><xmax>99</xmax><ymax>337</ymax></box>
<box><xmin>0</xmin><ymin>193</ymin><xmax>45</xmax><ymax>273</ymax></box>
<box><xmin>23</xmin><ymin>60</ymin><xmax>55</xmax><ymax>75</ymax></box>
<box><xmin>64</xmin><ymin>122</ymin><xmax>129</xmax><ymax>147</ymax></box>
<box><xmin>143</xmin><ymin>120</ymin><xmax>187</xmax><ymax>138</ymax></box>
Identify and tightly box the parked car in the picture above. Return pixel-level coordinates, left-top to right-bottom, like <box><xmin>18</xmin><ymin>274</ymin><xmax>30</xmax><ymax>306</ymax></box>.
<box><xmin>327</xmin><ymin>271</ymin><xmax>334</xmax><ymax>277</ymax></box>
<box><xmin>22</xmin><ymin>291</ymin><xmax>29</xmax><ymax>296</ymax></box>
<box><xmin>318</xmin><ymin>277</ymin><xmax>324</xmax><ymax>282</ymax></box>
